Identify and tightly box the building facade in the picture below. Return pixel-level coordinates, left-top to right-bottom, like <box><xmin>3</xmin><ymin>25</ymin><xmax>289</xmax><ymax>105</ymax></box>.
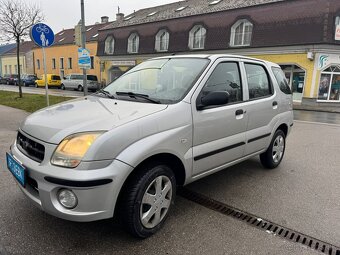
<box><xmin>97</xmin><ymin>0</ymin><xmax>340</xmax><ymax>107</ymax></box>
<box><xmin>0</xmin><ymin>43</ymin><xmax>16</xmax><ymax>76</ymax></box>
<box><xmin>32</xmin><ymin>20</ymin><xmax>111</xmax><ymax>83</ymax></box>
<box><xmin>0</xmin><ymin>41</ymin><xmax>34</xmax><ymax>75</ymax></box>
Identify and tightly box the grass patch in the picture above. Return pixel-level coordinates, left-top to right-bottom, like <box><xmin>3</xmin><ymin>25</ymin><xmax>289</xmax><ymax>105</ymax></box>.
<box><xmin>0</xmin><ymin>91</ymin><xmax>73</xmax><ymax>113</ymax></box>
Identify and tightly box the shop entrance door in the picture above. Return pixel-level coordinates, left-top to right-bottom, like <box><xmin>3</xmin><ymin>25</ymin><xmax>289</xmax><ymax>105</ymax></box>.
<box><xmin>280</xmin><ymin>65</ymin><xmax>305</xmax><ymax>101</ymax></box>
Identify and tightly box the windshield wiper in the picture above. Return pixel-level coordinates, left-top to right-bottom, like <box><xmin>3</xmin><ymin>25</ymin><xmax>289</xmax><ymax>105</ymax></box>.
<box><xmin>95</xmin><ymin>89</ymin><xmax>116</xmax><ymax>99</ymax></box>
<box><xmin>116</xmin><ymin>91</ymin><xmax>161</xmax><ymax>104</ymax></box>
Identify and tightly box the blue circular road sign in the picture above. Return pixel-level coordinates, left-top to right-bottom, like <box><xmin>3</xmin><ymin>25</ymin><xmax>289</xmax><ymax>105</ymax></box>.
<box><xmin>30</xmin><ymin>23</ymin><xmax>55</xmax><ymax>48</ymax></box>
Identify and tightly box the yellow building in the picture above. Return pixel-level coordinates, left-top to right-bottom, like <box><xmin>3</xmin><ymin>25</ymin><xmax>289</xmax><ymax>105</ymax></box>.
<box><xmin>33</xmin><ymin>20</ymin><xmax>111</xmax><ymax>83</ymax></box>
<box><xmin>1</xmin><ymin>41</ymin><xmax>35</xmax><ymax>75</ymax></box>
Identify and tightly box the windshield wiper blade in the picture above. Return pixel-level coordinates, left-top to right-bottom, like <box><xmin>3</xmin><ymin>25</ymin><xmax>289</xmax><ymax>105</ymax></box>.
<box><xmin>116</xmin><ymin>91</ymin><xmax>161</xmax><ymax>104</ymax></box>
<box><xmin>95</xmin><ymin>89</ymin><xmax>116</xmax><ymax>99</ymax></box>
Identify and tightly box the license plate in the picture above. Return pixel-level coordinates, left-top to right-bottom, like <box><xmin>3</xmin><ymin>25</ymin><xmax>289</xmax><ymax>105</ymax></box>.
<box><xmin>6</xmin><ymin>153</ymin><xmax>26</xmax><ymax>187</ymax></box>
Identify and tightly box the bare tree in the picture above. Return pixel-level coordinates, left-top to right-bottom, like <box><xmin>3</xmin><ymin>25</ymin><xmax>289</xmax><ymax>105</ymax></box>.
<box><xmin>0</xmin><ymin>0</ymin><xmax>43</xmax><ymax>98</ymax></box>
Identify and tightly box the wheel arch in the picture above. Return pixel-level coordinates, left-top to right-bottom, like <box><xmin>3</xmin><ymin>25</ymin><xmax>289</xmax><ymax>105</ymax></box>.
<box><xmin>276</xmin><ymin>123</ymin><xmax>288</xmax><ymax>137</ymax></box>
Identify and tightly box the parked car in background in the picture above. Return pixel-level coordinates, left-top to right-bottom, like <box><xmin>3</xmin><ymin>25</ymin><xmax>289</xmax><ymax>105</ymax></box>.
<box><xmin>61</xmin><ymin>74</ymin><xmax>99</xmax><ymax>92</ymax></box>
<box><xmin>35</xmin><ymin>74</ymin><xmax>61</xmax><ymax>88</ymax></box>
<box><xmin>21</xmin><ymin>74</ymin><xmax>38</xmax><ymax>87</ymax></box>
<box><xmin>0</xmin><ymin>74</ymin><xmax>19</xmax><ymax>85</ymax></box>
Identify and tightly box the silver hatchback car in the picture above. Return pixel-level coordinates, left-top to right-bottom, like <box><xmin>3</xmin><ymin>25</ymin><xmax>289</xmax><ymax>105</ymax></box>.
<box><xmin>7</xmin><ymin>55</ymin><xmax>293</xmax><ymax>238</ymax></box>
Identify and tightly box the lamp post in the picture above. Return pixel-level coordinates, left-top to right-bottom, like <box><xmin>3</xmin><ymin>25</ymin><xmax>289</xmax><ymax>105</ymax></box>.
<box><xmin>80</xmin><ymin>0</ymin><xmax>88</xmax><ymax>96</ymax></box>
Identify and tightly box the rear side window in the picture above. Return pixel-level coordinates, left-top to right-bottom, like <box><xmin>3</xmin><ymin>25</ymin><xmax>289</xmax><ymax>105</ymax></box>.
<box><xmin>87</xmin><ymin>75</ymin><xmax>98</xmax><ymax>81</ymax></box>
<box><xmin>52</xmin><ymin>75</ymin><xmax>61</xmax><ymax>80</ymax></box>
<box><xmin>271</xmin><ymin>67</ymin><xmax>292</xmax><ymax>94</ymax></box>
<box><xmin>244</xmin><ymin>63</ymin><xmax>272</xmax><ymax>100</ymax></box>
<box><xmin>202</xmin><ymin>62</ymin><xmax>243</xmax><ymax>104</ymax></box>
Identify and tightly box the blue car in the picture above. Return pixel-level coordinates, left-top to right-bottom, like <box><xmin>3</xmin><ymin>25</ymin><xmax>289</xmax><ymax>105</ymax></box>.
<box><xmin>21</xmin><ymin>74</ymin><xmax>38</xmax><ymax>87</ymax></box>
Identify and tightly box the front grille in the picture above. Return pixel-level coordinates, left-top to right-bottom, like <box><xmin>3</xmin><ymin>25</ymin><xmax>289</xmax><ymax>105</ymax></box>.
<box><xmin>17</xmin><ymin>132</ymin><xmax>45</xmax><ymax>162</ymax></box>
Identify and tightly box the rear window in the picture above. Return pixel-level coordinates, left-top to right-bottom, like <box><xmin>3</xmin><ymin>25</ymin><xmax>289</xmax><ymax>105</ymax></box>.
<box><xmin>52</xmin><ymin>75</ymin><xmax>61</xmax><ymax>80</ymax></box>
<box><xmin>87</xmin><ymin>75</ymin><xmax>98</xmax><ymax>81</ymax></box>
<box><xmin>12</xmin><ymin>75</ymin><xmax>18</xmax><ymax>78</ymax></box>
<box><xmin>271</xmin><ymin>67</ymin><xmax>292</xmax><ymax>94</ymax></box>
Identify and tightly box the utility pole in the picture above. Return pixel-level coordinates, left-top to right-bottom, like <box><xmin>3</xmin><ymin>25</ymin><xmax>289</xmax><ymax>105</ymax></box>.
<box><xmin>80</xmin><ymin>0</ymin><xmax>88</xmax><ymax>96</ymax></box>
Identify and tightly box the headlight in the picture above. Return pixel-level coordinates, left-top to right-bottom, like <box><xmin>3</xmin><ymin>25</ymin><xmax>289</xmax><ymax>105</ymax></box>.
<box><xmin>51</xmin><ymin>132</ymin><xmax>103</xmax><ymax>168</ymax></box>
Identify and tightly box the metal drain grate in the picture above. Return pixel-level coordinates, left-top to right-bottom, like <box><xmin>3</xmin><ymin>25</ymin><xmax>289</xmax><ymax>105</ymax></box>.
<box><xmin>179</xmin><ymin>188</ymin><xmax>340</xmax><ymax>255</ymax></box>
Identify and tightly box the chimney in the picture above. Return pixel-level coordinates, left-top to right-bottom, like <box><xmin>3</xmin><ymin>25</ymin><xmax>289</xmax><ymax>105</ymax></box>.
<box><xmin>101</xmin><ymin>16</ymin><xmax>109</xmax><ymax>23</ymax></box>
<box><xmin>116</xmin><ymin>13</ymin><xmax>124</xmax><ymax>22</ymax></box>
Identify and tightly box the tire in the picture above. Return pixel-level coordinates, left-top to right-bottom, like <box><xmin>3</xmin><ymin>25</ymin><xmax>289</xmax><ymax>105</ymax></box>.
<box><xmin>120</xmin><ymin>163</ymin><xmax>176</xmax><ymax>238</ymax></box>
<box><xmin>23</xmin><ymin>82</ymin><xmax>27</xmax><ymax>87</ymax></box>
<box><xmin>61</xmin><ymin>84</ymin><xmax>65</xmax><ymax>90</ymax></box>
<box><xmin>6</xmin><ymin>81</ymin><xmax>9</xmax><ymax>85</ymax></box>
<box><xmin>35</xmin><ymin>83</ymin><xmax>38</xmax><ymax>88</ymax></box>
<box><xmin>260</xmin><ymin>129</ymin><xmax>286</xmax><ymax>169</ymax></box>
<box><xmin>78</xmin><ymin>85</ymin><xmax>83</xmax><ymax>92</ymax></box>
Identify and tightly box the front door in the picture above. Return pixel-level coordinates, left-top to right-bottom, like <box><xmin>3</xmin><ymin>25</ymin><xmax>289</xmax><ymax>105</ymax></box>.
<box><xmin>192</xmin><ymin>60</ymin><xmax>247</xmax><ymax>177</ymax></box>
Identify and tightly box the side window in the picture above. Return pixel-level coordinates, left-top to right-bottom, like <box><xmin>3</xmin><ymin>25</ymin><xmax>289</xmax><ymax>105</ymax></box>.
<box><xmin>271</xmin><ymin>67</ymin><xmax>292</xmax><ymax>94</ymax></box>
<box><xmin>202</xmin><ymin>62</ymin><xmax>243</xmax><ymax>104</ymax></box>
<box><xmin>244</xmin><ymin>63</ymin><xmax>272</xmax><ymax>100</ymax></box>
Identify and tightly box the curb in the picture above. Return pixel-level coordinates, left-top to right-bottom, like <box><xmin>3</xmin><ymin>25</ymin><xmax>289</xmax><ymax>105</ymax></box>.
<box><xmin>293</xmin><ymin>107</ymin><xmax>340</xmax><ymax>114</ymax></box>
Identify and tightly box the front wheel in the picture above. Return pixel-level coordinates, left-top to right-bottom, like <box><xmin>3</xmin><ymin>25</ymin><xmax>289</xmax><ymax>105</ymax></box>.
<box><xmin>121</xmin><ymin>163</ymin><xmax>176</xmax><ymax>238</ymax></box>
<box><xmin>260</xmin><ymin>130</ymin><xmax>286</xmax><ymax>169</ymax></box>
<box><xmin>61</xmin><ymin>84</ymin><xmax>65</xmax><ymax>90</ymax></box>
<box><xmin>35</xmin><ymin>83</ymin><xmax>38</xmax><ymax>88</ymax></box>
<box><xmin>78</xmin><ymin>85</ymin><xmax>83</xmax><ymax>92</ymax></box>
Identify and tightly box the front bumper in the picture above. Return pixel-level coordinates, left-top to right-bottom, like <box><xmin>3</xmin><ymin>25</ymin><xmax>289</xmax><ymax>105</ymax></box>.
<box><xmin>9</xmin><ymin>136</ymin><xmax>133</xmax><ymax>222</ymax></box>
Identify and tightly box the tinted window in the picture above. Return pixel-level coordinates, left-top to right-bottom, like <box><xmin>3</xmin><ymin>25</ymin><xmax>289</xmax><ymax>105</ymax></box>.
<box><xmin>202</xmin><ymin>62</ymin><xmax>242</xmax><ymax>104</ymax></box>
<box><xmin>245</xmin><ymin>63</ymin><xmax>272</xmax><ymax>99</ymax></box>
<box><xmin>272</xmin><ymin>67</ymin><xmax>292</xmax><ymax>94</ymax></box>
<box><xmin>52</xmin><ymin>75</ymin><xmax>61</xmax><ymax>80</ymax></box>
<box><xmin>87</xmin><ymin>75</ymin><xmax>98</xmax><ymax>81</ymax></box>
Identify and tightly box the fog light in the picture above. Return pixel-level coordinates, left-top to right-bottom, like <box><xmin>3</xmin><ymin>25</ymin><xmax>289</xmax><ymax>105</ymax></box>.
<box><xmin>58</xmin><ymin>189</ymin><xmax>78</xmax><ymax>209</ymax></box>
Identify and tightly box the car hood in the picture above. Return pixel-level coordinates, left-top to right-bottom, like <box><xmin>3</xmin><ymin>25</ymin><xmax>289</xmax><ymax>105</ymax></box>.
<box><xmin>20</xmin><ymin>96</ymin><xmax>168</xmax><ymax>144</ymax></box>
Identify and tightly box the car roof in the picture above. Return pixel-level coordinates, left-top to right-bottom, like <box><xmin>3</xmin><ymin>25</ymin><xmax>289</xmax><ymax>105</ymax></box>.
<box><xmin>151</xmin><ymin>54</ymin><xmax>280</xmax><ymax>68</ymax></box>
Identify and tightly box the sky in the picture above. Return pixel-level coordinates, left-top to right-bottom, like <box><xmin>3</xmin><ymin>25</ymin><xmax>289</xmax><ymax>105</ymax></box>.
<box><xmin>32</xmin><ymin>0</ymin><xmax>180</xmax><ymax>34</ymax></box>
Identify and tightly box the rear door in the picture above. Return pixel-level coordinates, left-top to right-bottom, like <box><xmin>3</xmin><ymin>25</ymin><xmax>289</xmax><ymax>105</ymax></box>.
<box><xmin>192</xmin><ymin>59</ymin><xmax>248</xmax><ymax>177</ymax></box>
<box><xmin>241</xmin><ymin>61</ymin><xmax>280</xmax><ymax>155</ymax></box>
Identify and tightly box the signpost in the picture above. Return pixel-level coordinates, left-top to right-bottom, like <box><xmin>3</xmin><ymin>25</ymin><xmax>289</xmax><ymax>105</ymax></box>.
<box><xmin>30</xmin><ymin>23</ymin><xmax>55</xmax><ymax>106</ymax></box>
<box><xmin>78</xmin><ymin>48</ymin><xmax>91</xmax><ymax>70</ymax></box>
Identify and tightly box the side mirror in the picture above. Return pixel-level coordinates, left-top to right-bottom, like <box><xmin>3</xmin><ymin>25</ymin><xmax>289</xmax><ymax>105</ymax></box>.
<box><xmin>197</xmin><ymin>91</ymin><xmax>229</xmax><ymax>110</ymax></box>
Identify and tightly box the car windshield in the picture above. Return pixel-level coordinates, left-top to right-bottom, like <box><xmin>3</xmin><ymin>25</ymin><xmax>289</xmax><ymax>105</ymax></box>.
<box><xmin>87</xmin><ymin>75</ymin><xmax>98</xmax><ymax>81</ymax></box>
<box><xmin>104</xmin><ymin>58</ymin><xmax>209</xmax><ymax>104</ymax></box>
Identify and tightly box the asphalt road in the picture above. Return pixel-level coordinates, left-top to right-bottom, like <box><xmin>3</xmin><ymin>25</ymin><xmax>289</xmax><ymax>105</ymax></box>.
<box><xmin>0</xmin><ymin>84</ymin><xmax>84</xmax><ymax>98</ymax></box>
<box><xmin>0</xmin><ymin>106</ymin><xmax>338</xmax><ymax>254</ymax></box>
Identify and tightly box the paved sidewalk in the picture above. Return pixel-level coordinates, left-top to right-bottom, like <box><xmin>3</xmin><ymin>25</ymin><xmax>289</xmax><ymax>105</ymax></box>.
<box><xmin>293</xmin><ymin>102</ymin><xmax>340</xmax><ymax>113</ymax></box>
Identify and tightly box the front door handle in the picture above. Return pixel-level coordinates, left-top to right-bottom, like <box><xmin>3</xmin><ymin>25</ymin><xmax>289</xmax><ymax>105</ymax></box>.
<box><xmin>235</xmin><ymin>109</ymin><xmax>244</xmax><ymax>116</ymax></box>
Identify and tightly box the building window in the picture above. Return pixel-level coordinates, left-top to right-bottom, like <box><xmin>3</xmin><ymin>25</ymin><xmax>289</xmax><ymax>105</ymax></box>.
<box><xmin>127</xmin><ymin>33</ymin><xmax>139</xmax><ymax>53</ymax></box>
<box><xmin>155</xmin><ymin>29</ymin><xmax>169</xmax><ymax>52</ymax></box>
<box><xmin>90</xmin><ymin>56</ymin><xmax>94</xmax><ymax>69</ymax></box>
<box><xmin>68</xmin><ymin>58</ymin><xmax>72</xmax><ymax>69</ymax></box>
<box><xmin>60</xmin><ymin>58</ymin><xmax>64</xmax><ymax>69</ymax></box>
<box><xmin>4</xmin><ymin>65</ymin><xmax>7</xmax><ymax>74</ymax></box>
<box><xmin>189</xmin><ymin>25</ymin><xmax>206</xmax><ymax>50</ymax></box>
<box><xmin>52</xmin><ymin>58</ymin><xmax>56</xmax><ymax>69</ymax></box>
<box><xmin>105</xmin><ymin>36</ymin><xmax>115</xmax><ymax>54</ymax></box>
<box><xmin>230</xmin><ymin>19</ymin><xmax>253</xmax><ymax>47</ymax></box>
<box><xmin>37</xmin><ymin>60</ymin><xmax>40</xmax><ymax>70</ymax></box>
<box><xmin>15</xmin><ymin>65</ymin><xmax>17</xmax><ymax>74</ymax></box>
<box><xmin>318</xmin><ymin>65</ymin><xmax>340</xmax><ymax>101</ymax></box>
<box><xmin>9</xmin><ymin>65</ymin><xmax>12</xmax><ymax>74</ymax></box>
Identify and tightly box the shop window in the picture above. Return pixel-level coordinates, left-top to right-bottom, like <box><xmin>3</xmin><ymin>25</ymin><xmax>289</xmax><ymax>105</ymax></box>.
<box><xmin>230</xmin><ymin>19</ymin><xmax>253</xmax><ymax>47</ymax></box>
<box><xmin>127</xmin><ymin>33</ymin><xmax>139</xmax><ymax>53</ymax></box>
<box><xmin>189</xmin><ymin>25</ymin><xmax>206</xmax><ymax>50</ymax></box>
<box><xmin>105</xmin><ymin>36</ymin><xmax>115</xmax><ymax>54</ymax></box>
<box><xmin>155</xmin><ymin>29</ymin><xmax>169</xmax><ymax>52</ymax></box>
<box><xmin>318</xmin><ymin>65</ymin><xmax>340</xmax><ymax>101</ymax></box>
<box><xmin>280</xmin><ymin>65</ymin><xmax>305</xmax><ymax>101</ymax></box>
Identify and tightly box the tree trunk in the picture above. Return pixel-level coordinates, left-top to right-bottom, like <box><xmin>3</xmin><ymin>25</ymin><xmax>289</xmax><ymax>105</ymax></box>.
<box><xmin>16</xmin><ymin>37</ymin><xmax>22</xmax><ymax>98</ymax></box>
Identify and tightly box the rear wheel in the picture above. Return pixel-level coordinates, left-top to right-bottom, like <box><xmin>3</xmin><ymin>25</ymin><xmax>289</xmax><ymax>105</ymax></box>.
<box><xmin>23</xmin><ymin>82</ymin><xmax>27</xmax><ymax>87</ymax></box>
<box><xmin>121</xmin><ymin>163</ymin><xmax>176</xmax><ymax>238</ymax></box>
<box><xmin>61</xmin><ymin>84</ymin><xmax>65</xmax><ymax>90</ymax></box>
<box><xmin>35</xmin><ymin>83</ymin><xmax>38</xmax><ymax>88</ymax></box>
<box><xmin>78</xmin><ymin>85</ymin><xmax>83</xmax><ymax>92</ymax></box>
<box><xmin>260</xmin><ymin>129</ymin><xmax>286</xmax><ymax>169</ymax></box>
